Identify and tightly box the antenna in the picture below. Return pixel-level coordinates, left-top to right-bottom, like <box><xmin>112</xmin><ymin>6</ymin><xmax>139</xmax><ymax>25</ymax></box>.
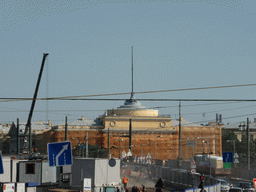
<box><xmin>131</xmin><ymin>46</ymin><xmax>134</xmax><ymax>98</ymax></box>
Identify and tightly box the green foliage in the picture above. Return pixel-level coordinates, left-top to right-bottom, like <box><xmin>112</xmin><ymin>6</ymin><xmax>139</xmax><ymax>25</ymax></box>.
<box><xmin>222</xmin><ymin>128</ymin><xmax>256</xmax><ymax>168</ymax></box>
<box><xmin>73</xmin><ymin>143</ymin><xmax>108</xmax><ymax>158</ymax></box>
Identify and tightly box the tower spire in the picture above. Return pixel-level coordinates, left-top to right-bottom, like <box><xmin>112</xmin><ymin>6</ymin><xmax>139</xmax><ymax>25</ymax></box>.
<box><xmin>131</xmin><ymin>46</ymin><xmax>135</xmax><ymax>100</ymax></box>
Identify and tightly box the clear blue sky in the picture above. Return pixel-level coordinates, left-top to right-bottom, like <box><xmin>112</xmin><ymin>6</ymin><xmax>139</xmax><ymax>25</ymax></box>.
<box><xmin>1</xmin><ymin>0</ymin><xmax>256</xmax><ymax>125</ymax></box>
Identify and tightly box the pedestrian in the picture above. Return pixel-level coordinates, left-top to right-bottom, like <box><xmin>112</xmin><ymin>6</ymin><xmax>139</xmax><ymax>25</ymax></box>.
<box><xmin>156</xmin><ymin>187</ymin><xmax>162</xmax><ymax>192</ymax></box>
<box><xmin>148</xmin><ymin>172</ymin><xmax>152</xmax><ymax>180</ymax></box>
<box><xmin>126</xmin><ymin>188</ymin><xmax>129</xmax><ymax>192</ymax></box>
<box><xmin>123</xmin><ymin>176</ymin><xmax>128</xmax><ymax>189</ymax></box>
<box><xmin>142</xmin><ymin>184</ymin><xmax>146</xmax><ymax>192</ymax></box>
<box><xmin>132</xmin><ymin>186</ymin><xmax>135</xmax><ymax>192</ymax></box>
<box><xmin>135</xmin><ymin>185</ymin><xmax>139</xmax><ymax>192</ymax></box>
<box><xmin>116</xmin><ymin>188</ymin><xmax>120</xmax><ymax>192</ymax></box>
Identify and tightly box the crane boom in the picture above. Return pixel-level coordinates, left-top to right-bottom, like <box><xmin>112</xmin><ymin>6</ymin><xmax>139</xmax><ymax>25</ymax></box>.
<box><xmin>23</xmin><ymin>53</ymin><xmax>49</xmax><ymax>153</ymax></box>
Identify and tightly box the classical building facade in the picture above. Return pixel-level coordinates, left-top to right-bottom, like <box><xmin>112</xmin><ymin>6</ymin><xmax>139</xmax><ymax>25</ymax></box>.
<box><xmin>2</xmin><ymin>95</ymin><xmax>222</xmax><ymax>161</ymax></box>
<box><xmin>39</xmin><ymin>95</ymin><xmax>222</xmax><ymax>161</ymax></box>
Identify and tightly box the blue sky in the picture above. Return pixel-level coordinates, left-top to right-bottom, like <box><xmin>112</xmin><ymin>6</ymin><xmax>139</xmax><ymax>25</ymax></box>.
<box><xmin>1</xmin><ymin>0</ymin><xmax>256</xmax><ymax>125</ymax></box>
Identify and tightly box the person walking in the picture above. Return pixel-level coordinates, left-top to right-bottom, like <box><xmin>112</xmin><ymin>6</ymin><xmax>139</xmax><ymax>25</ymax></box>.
<box><xmin>135</xmin><ymin>186</ymin><xmax>139</xmax><ymax>192</ymax></box>
<box><xmin>142</xmin><ymin>184</ymin><xmax>146</xmax><ymax>192</ymax></box>
<box><xmin>132</xmin><ymin>186</ymin><xmax>136</xmax><ymax>192</ymax></box>
<box><xmin>123</xmin><ymin>176</ymin><xmax>128</xmax><ymax>189</ymax></box>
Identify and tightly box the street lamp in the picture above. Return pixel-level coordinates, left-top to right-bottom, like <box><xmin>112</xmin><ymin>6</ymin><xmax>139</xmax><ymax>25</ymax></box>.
<box><xmin>154</xmin><ymin>135</ymin><xmax>162</xmax><ymax>161</ymax></box>
<box><xmin>202</xmin><ymin>140</ymin><xmax>207</xmax><ymax>154</ymax></box>
<box><xmin>71</xmin><ymin>137</ymin><xmax>81</xmax><ymax>156</ymax></box>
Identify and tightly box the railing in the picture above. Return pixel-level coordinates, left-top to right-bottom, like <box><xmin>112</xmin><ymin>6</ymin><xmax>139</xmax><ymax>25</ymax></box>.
<box><xmin>123</xmin><ymin>160</ymin><xmax>221</xmax><ymax>192</ymax></box>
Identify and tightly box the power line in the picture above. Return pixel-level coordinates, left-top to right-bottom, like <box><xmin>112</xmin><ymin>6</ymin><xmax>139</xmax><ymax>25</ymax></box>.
<box><xmin>181</xmin><ymin>104</ymin><xmax>256</xmax><ymax>116</ymax></box>
<box><xmin>1</xmin><ymin>83</ymin><xmax>256</xmax><ymax>101</ymax></box>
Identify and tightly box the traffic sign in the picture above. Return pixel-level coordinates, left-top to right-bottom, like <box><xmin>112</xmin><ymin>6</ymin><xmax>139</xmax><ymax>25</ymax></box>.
<box><xmin>253</xmin><ymin>178</ymin><xmax>256</xmax><ymax>191</ymax></box>
<box><xmin>190</xmin><ymin>158</ymin><xmax>196</xmax><ymax>171</ymax></box>
<box><xmin>0</xmin><ymin>151</ymin><xmax>4</xmax><ymax>174</ymax></box>
<box><xmin>127</xmin><ymin>149</ymin><xmax>132</xmax><ymax>157</ymax></box>
<box><xmin>48</xmin><ymin>141</ymin><xmax>73</xmax><ymax>167</ymax></box>
<box><xmin>190</xmin><ymin>159</ymin><xmax>196</xmax><ymax>165</ymax></box>
<box><xmin>109</xmin><ymin>158</ymin><xmax>116</xmax><ymax>167</ymax></box>
<box><xmin>146</xmin><ymin>153</ymin><xmax>152</xmax><ymax>159</ymax></box>
<box><xmin>122</xmin><ymin>151</ymin><xmax>126</xmax><ymax>158</ymax></box>
<box><xmin>223</xmin><ymin>152</ymin><xmax>233</xmax><ymax>163</ymax></box>
<box><xmin>190</xmin><ymin>169</ymin><xmax>196</xmax><ymax>174</ymax></box>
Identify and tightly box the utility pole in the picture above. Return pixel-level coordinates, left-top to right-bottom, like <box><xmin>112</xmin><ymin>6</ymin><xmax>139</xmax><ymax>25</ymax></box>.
<box><xmin>17</xmin><ymin>118</ymin><xmax>20</xmax><ymax>154</ymax></box>
<box><xmin>65</xmin><ymin>116</ymin><xmax>68</xmax><ymax>141</ymax></box>
<box><xmin>247</xmin><ymin>118</ymin><xmax>250</xmax><ymax>170</ymax></box>
<box><xmin>78</xmin><ymin>138</ymin><xmax>81</xmax><ymax>157</ymax></box>
<box><xmin>86</xmin><ymin>132</ymin><xmax>88</xmax><ymax>158</ymax></box>
<box><xmin>177</xmin><ymin>101</ymin><xmax>182</xmax><ymax>168</ymax></box>
<box><xmin>108</xmin><ymin>128</ymin><xmax>110</xmax><ymax>158</ymax></box>
<box><xmin>129</xmin><ymin>119</ymin><xmax>132</xmax><ymax>151</ymax></box>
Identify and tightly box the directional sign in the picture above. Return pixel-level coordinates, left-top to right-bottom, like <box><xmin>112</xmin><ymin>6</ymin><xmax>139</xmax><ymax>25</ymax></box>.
<box><xmin>0</xmin><ymin>151</ymin><xmax>4</xmax><ymax>174</ymax></box>
<box><xmin>223</xmin><ymin>152</ymin><xmax>233</xmax><ymax>163</ymax></box>
<box><xmin>48</xmin><ymin>141</ymin><xmax>73</xmax><ymax>167</ymax></box>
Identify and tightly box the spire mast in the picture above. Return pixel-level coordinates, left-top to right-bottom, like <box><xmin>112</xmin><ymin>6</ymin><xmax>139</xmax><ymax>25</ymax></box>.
<box><xmin>131</xmin><ymin>46</ymin><xmax>134</xmax><ymax>98</ymax></box>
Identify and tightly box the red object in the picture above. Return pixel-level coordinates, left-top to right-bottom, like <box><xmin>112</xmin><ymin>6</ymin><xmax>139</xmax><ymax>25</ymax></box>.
<box><xmin>253</xmin><ymin>178</ymin><xmax>256</xmax><ymax>191</ymax></box>
<box><xmin>200</xmin><ymin>176</ymin><xmax>204</xmax><ymax>180</ymax></box>
<box><xmin>123</xmin><ymin>177</ymin><xmax>128</xmax><ymax>184</ymax></box>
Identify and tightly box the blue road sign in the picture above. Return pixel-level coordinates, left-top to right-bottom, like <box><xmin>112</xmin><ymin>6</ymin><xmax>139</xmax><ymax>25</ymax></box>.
<box><xmin>0</xmin><ymin>151</ymin><xmax>4</xmax><ymax>174</ymax></box>
<box><xmin>48</xmin><ymin>141</ymin><xmax>73</xmax><ymax>167</ymax></box>
<box><xmin>223</xmin><ymin>152</ymin><xmax>233</xmax><ymax>163</ymax></box>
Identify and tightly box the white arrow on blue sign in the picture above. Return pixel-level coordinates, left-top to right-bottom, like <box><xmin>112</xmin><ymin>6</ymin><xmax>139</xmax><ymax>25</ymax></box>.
<box><xmin>223</xmin><ymin>152</ymin><xmax>233</xmax><ymax>163</ymax></box>
<box><xmin>48</xmin><ymin>141</ymin><xmax>73</xmax><ymax>167</ymax></box>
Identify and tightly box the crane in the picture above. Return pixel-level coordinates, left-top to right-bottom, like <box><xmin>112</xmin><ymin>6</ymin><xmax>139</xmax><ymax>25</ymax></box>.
<box><xmin>23</xmin><ymin>53</ymin><xmax>49</xmax><ymax>154</ymax></box>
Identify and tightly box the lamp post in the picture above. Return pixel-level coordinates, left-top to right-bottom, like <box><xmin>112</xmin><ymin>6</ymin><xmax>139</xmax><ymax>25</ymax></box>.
<box><xmin>119</xmin><ymin>138</ymin><xmax>123</xmax><ymax>159</ymax></box>
<box><xmin>202</xmin><ymin>140</ymin><xmax>207</xmax><ymax>154</ymax></box>
<box><xmin>154</xmin><ymin>135</ymin><xmax>162</xmax><ymax>161</ymax></box>
<box><xmin>227</xmin><ymin>140</ymin><xmax>236</xmax><ymax>155</ymax></box>
<box><xmin>71</xmin><ymin>137</ymin><xmax>81</xmax><ymax>156</ymax></box>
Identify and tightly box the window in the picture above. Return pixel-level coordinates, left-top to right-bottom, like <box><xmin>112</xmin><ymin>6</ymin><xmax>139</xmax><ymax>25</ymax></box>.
<box><xmin>25</xmin><ymin>163</ymin><xmax>35</xmax><ymax>174</ymax></box>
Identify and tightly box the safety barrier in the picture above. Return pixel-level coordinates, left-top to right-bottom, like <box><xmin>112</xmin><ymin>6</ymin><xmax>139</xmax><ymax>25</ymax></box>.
<box><xmin>185</xmin><ymin>183</ymin><xmax>221</xmax><ymax>192</ymax></box>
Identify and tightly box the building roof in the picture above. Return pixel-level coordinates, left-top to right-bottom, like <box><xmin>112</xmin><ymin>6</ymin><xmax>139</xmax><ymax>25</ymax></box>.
<box><xmin>223</xmin><ymin>121</ymin><xmax>256</xmax><ymax>130</ymax></box>
<box><xmin>68</xmin><ymin>118</ymin><xmax>100</xmax><ymax>126</ymax></box>
<box><xmin>171</xmin><ymin>119</ymin><xmax>203</xmax><ymax>127</ymax></box>
<box><xmin>12</xmin><ymin>121</ymin><xmax>52</xmax><ymax>132</ymax></box>
<box><xmin>56</xmin><ymin>117</ymin><xmax>101</xmax><ymax>129</ymax></box>
<box><xmin>117</xmin><ymin>95</ymin><xmax>147</xmax><ymax>110</ymax></box>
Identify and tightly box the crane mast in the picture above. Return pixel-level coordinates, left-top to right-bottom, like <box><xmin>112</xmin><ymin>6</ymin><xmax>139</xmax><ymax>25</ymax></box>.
<box><xmin>23</xmin><ymin>53</ymin><xmax>49</xmax><ymax>154</ymax></box>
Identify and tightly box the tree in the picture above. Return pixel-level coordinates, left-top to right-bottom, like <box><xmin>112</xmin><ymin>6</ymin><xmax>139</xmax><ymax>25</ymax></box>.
<box><xmin>73</xmin><ymin>143</ymin><xmax>108</xmax><ymax>158</ymax></box>
<box><xmin>222</xmin><ymin>128</ymin><xmax>256</xmax><ymax>168</ymax></box>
